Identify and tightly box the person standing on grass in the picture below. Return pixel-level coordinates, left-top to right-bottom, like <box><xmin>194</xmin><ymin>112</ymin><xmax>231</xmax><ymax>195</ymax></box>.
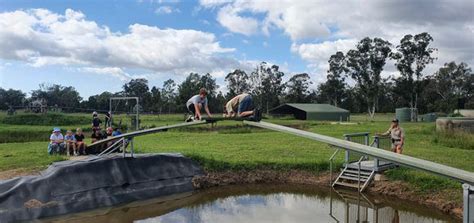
<box><xmin>377</xmin><ymin>118</ymin><xmax>405</xmax><ymax>154</ymax></box>
<box><xmin>92</xmin><ymin>111</ymin><xmax>102</xmax><ymax>131</ymax></box>
<box><xmin>64</xmin><ymin>130</ymin><xmax>77</xmax><ymax>156</ymax></box>
<box><xmin>104</xmin><ymin>111</ymin><xmax>111</xmax><ymax>128</ymax></box>
<box><xmin>186</xmin><ymin>88</ymin><xmax>212</xmax><ymax>122</ymax></box>
<box><xmin>75</xmin><ymin>128</ymin><xmax>86</xmax><ymax>155</ymax></box>
<box><xmin>48</xmin><ymin>127</ymin><xmax>65</xmax><ymax>155</ymax></box>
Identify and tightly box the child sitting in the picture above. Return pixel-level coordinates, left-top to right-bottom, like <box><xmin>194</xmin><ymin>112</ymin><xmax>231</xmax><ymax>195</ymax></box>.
<box><xmin>64</xmin><ymin>130</ymin><xmax>77</xmax><ymax>156</ymax></box>
<box><xmin>75</xmin><ymin>128</ymin><xmax>86</xmax><ymax>155</ymax></box>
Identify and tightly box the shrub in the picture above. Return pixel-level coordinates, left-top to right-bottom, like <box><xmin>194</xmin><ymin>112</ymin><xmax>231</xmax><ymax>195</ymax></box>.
<box><xmin>2</xmin><ymin>113</ymin><xmax>90</xmax><ymax>126</ymax></box>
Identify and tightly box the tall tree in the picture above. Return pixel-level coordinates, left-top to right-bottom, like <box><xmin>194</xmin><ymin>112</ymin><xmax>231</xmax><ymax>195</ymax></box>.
<box><xmin>150</xmin><ymin>86</ymin><xmax>161</xmax><ymax>113</ymax></box>
<box><xmin>177</xmin><ymin>73</ymin><xmax>219</xmax><ymax>112</ymax></box>
<box><xmin>225</xmin><ymin>69</ymin><xmax>250</xmax><ymax>99</ymax></box>
<box><xmin>0</xmin><ymin>88</ymin><xmax>26</xmax><ymax>110</ymax></box>
<box><xmin>249</xmin><ymin>62</ymin><xmax>285</xmax><ymax>113</ymax></box>
<box><xmin>318</xmin><ymin>51</ymin><xmax>347</xmax><ymax>107</ymax></box>
<box><xmin>31</xmin><ymin>84</ymin><xmax>82</xmax><ymax>110</ymax></box>
<box><xmin>123</xmin><ymin>78</ymin><xmax>151</xmax><ymax>111</ymax></box>
<box><xmin>431</xmin><ymin>62</ymin><xmax>473</xmax><ymax>113</ymax></box>
<box><xmin>285</xmin><ymin>73</ymin><xmax>312</xmax><ymax>103</ymax></box>
<box><xmin>392</xmin><ymin>32</ymin><xmax>437</xmax><ymax>120</ymax></box>
<box><xmin>161</xmin><ymin>79</ymin><xmax>177</xmax><ymax>113</ymax></box>
<box><xmin>346</xmin><ymin>37</ymin><xmax>392</xmax><ymax>119</ymax></box>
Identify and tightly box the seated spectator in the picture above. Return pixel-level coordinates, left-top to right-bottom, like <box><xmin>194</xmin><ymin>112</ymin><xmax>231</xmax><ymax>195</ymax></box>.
<box><xmin>75</xmin><ymin>128</ymin><xmax>86</xmax><ymax>155</ymax></box>
<box><xmin>112</xmin><ymin>127</ymin><xmax>122</xmax><ymax>137</ymax></box>
<box><xmin>91</xmin><ymin>129</ymin><xmax>103</xmax><ymax>144</ymax></box>
<box><xmin>64</xmin><ymin>130</ymin><xmax>77</xmax><ymax>156</ymax></box>
<box><xmin>48</xmin><ymin>127</ymin><xmax>65</xmax><ymax>155</ymax></box>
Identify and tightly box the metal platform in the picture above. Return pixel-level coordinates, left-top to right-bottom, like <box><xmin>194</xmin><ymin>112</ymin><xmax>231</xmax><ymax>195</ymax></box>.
<box><xmin>346</xmin><ymin>160</ymin><xmax>397</xmax><ymax>172</ymax></box>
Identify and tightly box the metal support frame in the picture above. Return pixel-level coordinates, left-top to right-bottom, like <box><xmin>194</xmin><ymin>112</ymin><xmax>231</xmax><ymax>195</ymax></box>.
<box><xmin>464</xmin><ymin>184</ymin><xmax>473</xmax><ymax>223</ymax></box>
<box><xmin>329</xmin><ymin>147</ymin><xmax>341</xmax><ymax>186</ymax></box>
<box><xmin>109</xmin><ymin>97</ymin><xmax>140</xmax><ymax>131</ymax></box>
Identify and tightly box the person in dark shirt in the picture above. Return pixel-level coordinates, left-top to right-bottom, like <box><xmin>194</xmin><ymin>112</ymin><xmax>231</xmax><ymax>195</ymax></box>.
<box><xmin>89</xmin><ymin>129</ymin><xmax>103</xmax><ymax>154</ymax></box>
<box><xmin>104</xmin><ymin>111</ymin><xmax>111</xmax><ymax>128</ymax></box>
<box><xmin>75</xmin><ymin>128</ymin><xmax>86</xmax><ymax>155</ymax></box>
<box><xmin>92</xmin><ymin>111</ymin><xmax>102</xmax><ymax>131</ymax></box>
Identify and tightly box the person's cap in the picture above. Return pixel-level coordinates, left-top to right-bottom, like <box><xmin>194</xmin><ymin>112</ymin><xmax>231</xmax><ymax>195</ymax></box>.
<box><xmin>392</xmin><ymin>118</ymin><xmax>399</xmax><ymax>123</ymax></box>
<box><xmin>92</xmin><ymin>111</ymin><xmax>98</xmax><ymax>115</ymax></box>
<box><xmin>53</xmin><ymin>127</ymin><xmax>61</xmax><ymax>132</ymax></box>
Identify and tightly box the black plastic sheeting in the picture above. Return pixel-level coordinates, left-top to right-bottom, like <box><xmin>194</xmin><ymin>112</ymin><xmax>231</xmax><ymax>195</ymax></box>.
<box><xmin>0</xmin><ymin>153</ymin><xmax>204</xmax><ymax>222</ymax></box>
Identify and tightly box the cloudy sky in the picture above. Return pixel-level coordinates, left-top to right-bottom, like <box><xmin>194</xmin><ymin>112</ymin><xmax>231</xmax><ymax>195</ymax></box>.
<box><xmin>0</xmin><ymin>0</ymin><xmax>473</xmax><ymax>98</ymax></box>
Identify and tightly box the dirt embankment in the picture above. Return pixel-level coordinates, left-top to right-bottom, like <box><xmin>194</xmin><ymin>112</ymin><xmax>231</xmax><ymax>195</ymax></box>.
<box><xmin>193</xmin><ymin>170</ymin><xmax>463</xmax><ymax>220</ymax></box>
<box><xmin>0</xmin><ymin>168</ymin><xmax>463</xmax><ymax>219</ymax></box>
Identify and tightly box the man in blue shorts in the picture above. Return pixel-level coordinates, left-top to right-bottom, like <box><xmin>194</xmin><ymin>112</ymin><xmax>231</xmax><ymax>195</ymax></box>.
<box><xmin>224</xmin><ymin>93</ymin><xmax>261</xmax><ymax>121</ymax></box>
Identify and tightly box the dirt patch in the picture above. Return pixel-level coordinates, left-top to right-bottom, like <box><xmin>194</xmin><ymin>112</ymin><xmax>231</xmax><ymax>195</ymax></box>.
<box><xmin>0</xmin><ymin>168</ymin><xmax>39</xmax><ymax>180</ymax></box>
<box><xmin>194</xmin><ymin>170</ymin><xmax>463</xmax><ymax>220</ymax></box>
<box><xmin>369</xmin><ymin>180</ymin><xmax>463</xmax><ymax>219</ymax></box>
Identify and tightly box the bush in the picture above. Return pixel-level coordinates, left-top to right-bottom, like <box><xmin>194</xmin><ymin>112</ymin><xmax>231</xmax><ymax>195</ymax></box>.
<box><xmin>2</xmin><ymin>113</ymin><xmax>90</xmax><ymax>126</ymax></box>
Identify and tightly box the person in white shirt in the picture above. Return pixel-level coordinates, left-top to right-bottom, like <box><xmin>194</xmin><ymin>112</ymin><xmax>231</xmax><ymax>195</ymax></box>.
<box><xmin>186</xmin><ymin>88</ymin><xmax>212</xmax><ymax>121</ymax></box>
<box><xmin>48</xmin><ymin>127</ymin><xmax>65</xmax><ymax>155</ymax></box>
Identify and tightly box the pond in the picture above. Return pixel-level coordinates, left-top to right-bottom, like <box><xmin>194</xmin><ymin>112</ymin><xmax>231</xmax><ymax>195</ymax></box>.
<box><xmin>41</xmin><ymin>184</ymin><xmax>459</xmax><ymax>223</ymax></box>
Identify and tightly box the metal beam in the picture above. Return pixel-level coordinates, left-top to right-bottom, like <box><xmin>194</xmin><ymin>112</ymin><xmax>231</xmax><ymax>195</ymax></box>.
<box><xmin>244</xmin><ymin>121</ymin><xmax>474</xmax><ymax>185</ymax></box>
<box><xmin>89</xmin><ymin>120</ymin><xmax>208</xmax><ymax>148</ymax></box>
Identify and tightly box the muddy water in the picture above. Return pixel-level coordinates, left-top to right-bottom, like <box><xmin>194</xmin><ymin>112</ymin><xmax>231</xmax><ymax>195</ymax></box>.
<box><xmin>43</xmin><ymin>184</ymin><xmax>459</xmax><ymax>223</ymax></box>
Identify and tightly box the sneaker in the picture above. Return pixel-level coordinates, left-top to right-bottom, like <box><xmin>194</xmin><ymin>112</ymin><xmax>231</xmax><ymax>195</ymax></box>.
<box><xmin>185</xmin><ymin>115</ymin><xmax>194</xmax><ymax>122</ymax></box>
<box><xmin>254</xmin><ymin>108</ymin><xmax>262</xmax><ymax>122</ymax></box>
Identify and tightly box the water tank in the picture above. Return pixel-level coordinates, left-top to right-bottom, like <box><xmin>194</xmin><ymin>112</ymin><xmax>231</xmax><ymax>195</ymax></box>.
<box><xmin>421</xmin><ymin>113</ymin><xmax>437</xmax><ymax>122</ymax></box>
<box><xmin>395</xmin><ymin>108</ymin><xmax>412</xmax><ymax>122</ymax></box>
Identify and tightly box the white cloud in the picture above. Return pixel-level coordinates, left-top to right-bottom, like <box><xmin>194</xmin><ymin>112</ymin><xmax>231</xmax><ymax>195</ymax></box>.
<box><xmin>217</xmin><ymin>5</ymin><xmax>259</xmax><ymax>36</ymax></box>
<box><xmin>0</xmin><ymin>8</ymin><xmax>249</xmax><ymax>79</ymax></box>
<box><xmin>79</xmin><ymin>67</ymin><xmax>135</xmax><ymax>81</ymax></box>
<box><xmin>155</xmin><ymin>6</ymin><xmax>180</xmax><ymax>15</ymax></box>
<box><xmin>202</xmin><ymin>0</ymin><xmax>474</xmax><ymax>79</ymax></box>
<box><xmin>199</xmin><ymin>0</ymin><xmax>233</xmax><ymax>8</ymax></box>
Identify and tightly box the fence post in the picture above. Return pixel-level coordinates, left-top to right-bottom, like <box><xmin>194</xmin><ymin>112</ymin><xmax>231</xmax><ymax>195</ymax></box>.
<box><xmin>464</xmin><ymin>183</ymin><xmax>473</xmax><ymax>223</ymax></box>
<box><xmin>374</xmin><ymin>136</ymin><xmax>380</xmax><ymax>170</ymax></box>
<box><xmin>344</xmin><ymin>136</ymin><xmax>350</xmax><ymax>166</ymax></box>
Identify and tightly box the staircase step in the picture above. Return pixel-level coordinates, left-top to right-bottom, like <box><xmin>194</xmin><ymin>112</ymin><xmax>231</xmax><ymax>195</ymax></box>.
<box><xmin>342</xmin><ymin>172</ymin><xmax>369</xmax><ymax>179</ymax></box>
<box><xmin>334</xmin><ymin>181</ymin><xmax>361</xmax><ymax>188</ymax></box>
<box><xmin>339</xmin><ymin>175</ymin><xmax>368</xmax><ymax>181</ymax></box>
<box><xmin>343</xmin><ymin>169</ymin><xmax>372</xmax><ymax>175</ymax></box>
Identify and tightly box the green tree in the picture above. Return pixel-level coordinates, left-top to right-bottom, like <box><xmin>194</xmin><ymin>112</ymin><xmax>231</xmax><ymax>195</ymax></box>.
<box><xmin>431</xmin><ymin>62</ymin><xmax>473</xmax><ymax>113</ymax></box>
<box><xmin>318</xmin><ymin>52</ymin><xmax>347</xmax><ymax>107</ymax></box>
<box><xmin>346</xmin><ymin>37</ymin><xmax>392</xmax><ymax>119</ymax></box>
<box><xmin>123</xmin><ymin>78</ymin><xmax>151</xmax><ymax>111</ymax></box>
<box><xmin>392</xmin><ymin>32</ymin><xmax>437</xmax><ymax>119</ymax></box>
<box><xmin>161</xmin><ymin>79</ymin><xmax>177</xmax><ymax>113</ymax></box>
<box><xmin>284</xmin><ymin>73</ymin><xmax>312</xmax><ymax>103</ymax></box>
<box><xmin>225</xmin><ymin>69</ymin><xmax>250</xmax><ymax>99</ymax></box>
<box><xmin>150</xmin><ymin>86</ymin><xmax>161</xmax><ymax>113</ymax></box>
<box><xmin>0</xmin><ymin>88</ymin><xmax>26</xmax><ymax>110</ymax></box>
<box><xmin>177</xmin><ymin>73</ymin><xmax>219</xmax><ymax>113</ymax></box>
<box><xmin>250</xmin><ymin>62</ymin><xmax>285</xmax><ymax>113</ymax></box>
<box><xmin>31</xmin><ymin>84</ymin><xmax>82</xmax><ymax>110</ymax></box>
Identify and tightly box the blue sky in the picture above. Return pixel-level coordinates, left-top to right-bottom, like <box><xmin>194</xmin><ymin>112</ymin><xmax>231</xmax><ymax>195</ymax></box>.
<box><xmin>0</xmin><ymin>0</ymin><xmax>472</xmax><ymax>98</ymax></box>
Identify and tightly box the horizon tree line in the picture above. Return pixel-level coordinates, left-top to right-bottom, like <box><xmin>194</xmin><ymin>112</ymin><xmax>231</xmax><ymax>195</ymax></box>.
<box><xmin>1</xmin><ymin>32</ymin><xmax>472</xmax><ymax>118</ymax></box>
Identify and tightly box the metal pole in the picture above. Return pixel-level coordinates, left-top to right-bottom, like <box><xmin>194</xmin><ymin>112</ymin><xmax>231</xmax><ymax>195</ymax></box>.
<box><xmin>122</xmin><ymin>137</ymin><xmax>126</xmax><ymax>158</ymax></box>
<box><xmin>109</xmin><ymin>98</ymin><xmax>112</xmax><ymax>127</ymax></box>
<box><xmin>130</xmin><ymin>138</ymin><xmax>134</xmax><ymax>158</ymax></box>
<box><xmin>344</xmin><ymin>136</ymin><xmax>350</xmax><ymax>166</ymax></box>
<box><xmin>464</xmin><ymin>183</ymin><xmax>473</xmax><ymax>223</ymax></box>
<box><xmin>136</xmin><ymin>97</ymin><xmax>139</xmax><ymax>131</ymax></box>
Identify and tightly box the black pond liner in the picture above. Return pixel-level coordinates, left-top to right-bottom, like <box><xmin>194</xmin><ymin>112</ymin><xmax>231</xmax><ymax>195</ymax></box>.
<box><xmin>0</xmin><ymin>153</ymin><xmax>204</xmax><ymax>222</ymax></box>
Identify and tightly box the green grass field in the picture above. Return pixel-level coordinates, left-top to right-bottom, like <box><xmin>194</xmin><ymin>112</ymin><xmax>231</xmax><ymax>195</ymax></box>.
<box><xmin>0</xmin><ymin>112</ymin><xmax>472</xmax><ymax>197</ymax></box>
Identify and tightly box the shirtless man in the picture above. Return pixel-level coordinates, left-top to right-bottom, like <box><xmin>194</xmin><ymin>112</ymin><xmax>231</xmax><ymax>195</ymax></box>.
<box><xmin>378</xmin><ymin>119</ymin><xmax>405</xmax><ymax>154</ymax></box>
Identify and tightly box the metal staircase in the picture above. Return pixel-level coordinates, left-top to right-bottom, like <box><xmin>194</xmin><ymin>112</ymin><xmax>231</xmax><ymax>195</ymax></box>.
<box><xmin>333</xmin><ymin>165</ymin><xmax>375</xmax><ymax>192</ymax></box>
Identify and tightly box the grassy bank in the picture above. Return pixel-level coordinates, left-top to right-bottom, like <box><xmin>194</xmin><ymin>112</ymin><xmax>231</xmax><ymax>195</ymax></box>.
<box><xmin>0</xmin><ymin>113</ymin><xmax>472</xmax><ymax>203</ymax></box>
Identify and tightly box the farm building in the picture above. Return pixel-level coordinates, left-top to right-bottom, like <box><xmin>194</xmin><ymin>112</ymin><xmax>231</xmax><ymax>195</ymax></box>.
<box><xmin>269</xmin><ymin>103</ymin><xmax>350</xmax><ymax>121</ymax></box>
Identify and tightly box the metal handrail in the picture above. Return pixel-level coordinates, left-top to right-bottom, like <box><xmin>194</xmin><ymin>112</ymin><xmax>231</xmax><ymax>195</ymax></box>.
<box><xmin>329</xmin><ymin>147</ymin><xmax>341</xmax><ymax>186</ymax></box>
<box><xmin>357</xmin><ymin>156</ymin><xmax>364</xmax><ymax>192</ymax></box>
<box><xmin>98</xmin><ymin>138</ymin><xmax>124</xmax><ymax>156</ymax></box>
<box><xmin>244</xmin><ymin>121</ymin><xmax>474</xmax><ymax>185</ymax></box>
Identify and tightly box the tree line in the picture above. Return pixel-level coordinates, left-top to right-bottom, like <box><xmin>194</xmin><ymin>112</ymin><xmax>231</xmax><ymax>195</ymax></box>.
<box><xmin>1</xmin><ymin>32</ymin><xmax>472</xmax><ymax>117</ymax></box>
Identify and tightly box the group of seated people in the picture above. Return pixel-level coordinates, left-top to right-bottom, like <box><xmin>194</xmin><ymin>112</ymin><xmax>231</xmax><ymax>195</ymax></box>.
<box><xmin>48</xmin><ymin>128</ymin><xmax>86</xmax><ymax>156</ymax></box>
<box><xmin>48</xmin><ymin>126</ymin><xmax>122</xmax><ymax>156</ymax></box>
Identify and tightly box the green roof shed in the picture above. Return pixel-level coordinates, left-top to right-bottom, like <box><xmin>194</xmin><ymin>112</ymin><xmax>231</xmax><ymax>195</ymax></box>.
<box><xmin>269</xmin><ymin>103</ymin><xmax>350</xmax><ymax>121</ymax></box>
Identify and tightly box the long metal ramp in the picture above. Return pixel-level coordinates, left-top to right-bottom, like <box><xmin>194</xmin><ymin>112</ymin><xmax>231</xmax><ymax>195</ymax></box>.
<box><xmin>244</xmin><ymin>121</ymin><xmax>474</xmax><ymax>185</ymax></box>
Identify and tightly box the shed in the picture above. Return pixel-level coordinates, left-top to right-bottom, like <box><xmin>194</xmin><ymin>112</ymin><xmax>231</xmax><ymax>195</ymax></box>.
<box><xmin>269</xmin><ymin>103</ymin><xmax>350</xmax><ymax>121</ymax></box>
